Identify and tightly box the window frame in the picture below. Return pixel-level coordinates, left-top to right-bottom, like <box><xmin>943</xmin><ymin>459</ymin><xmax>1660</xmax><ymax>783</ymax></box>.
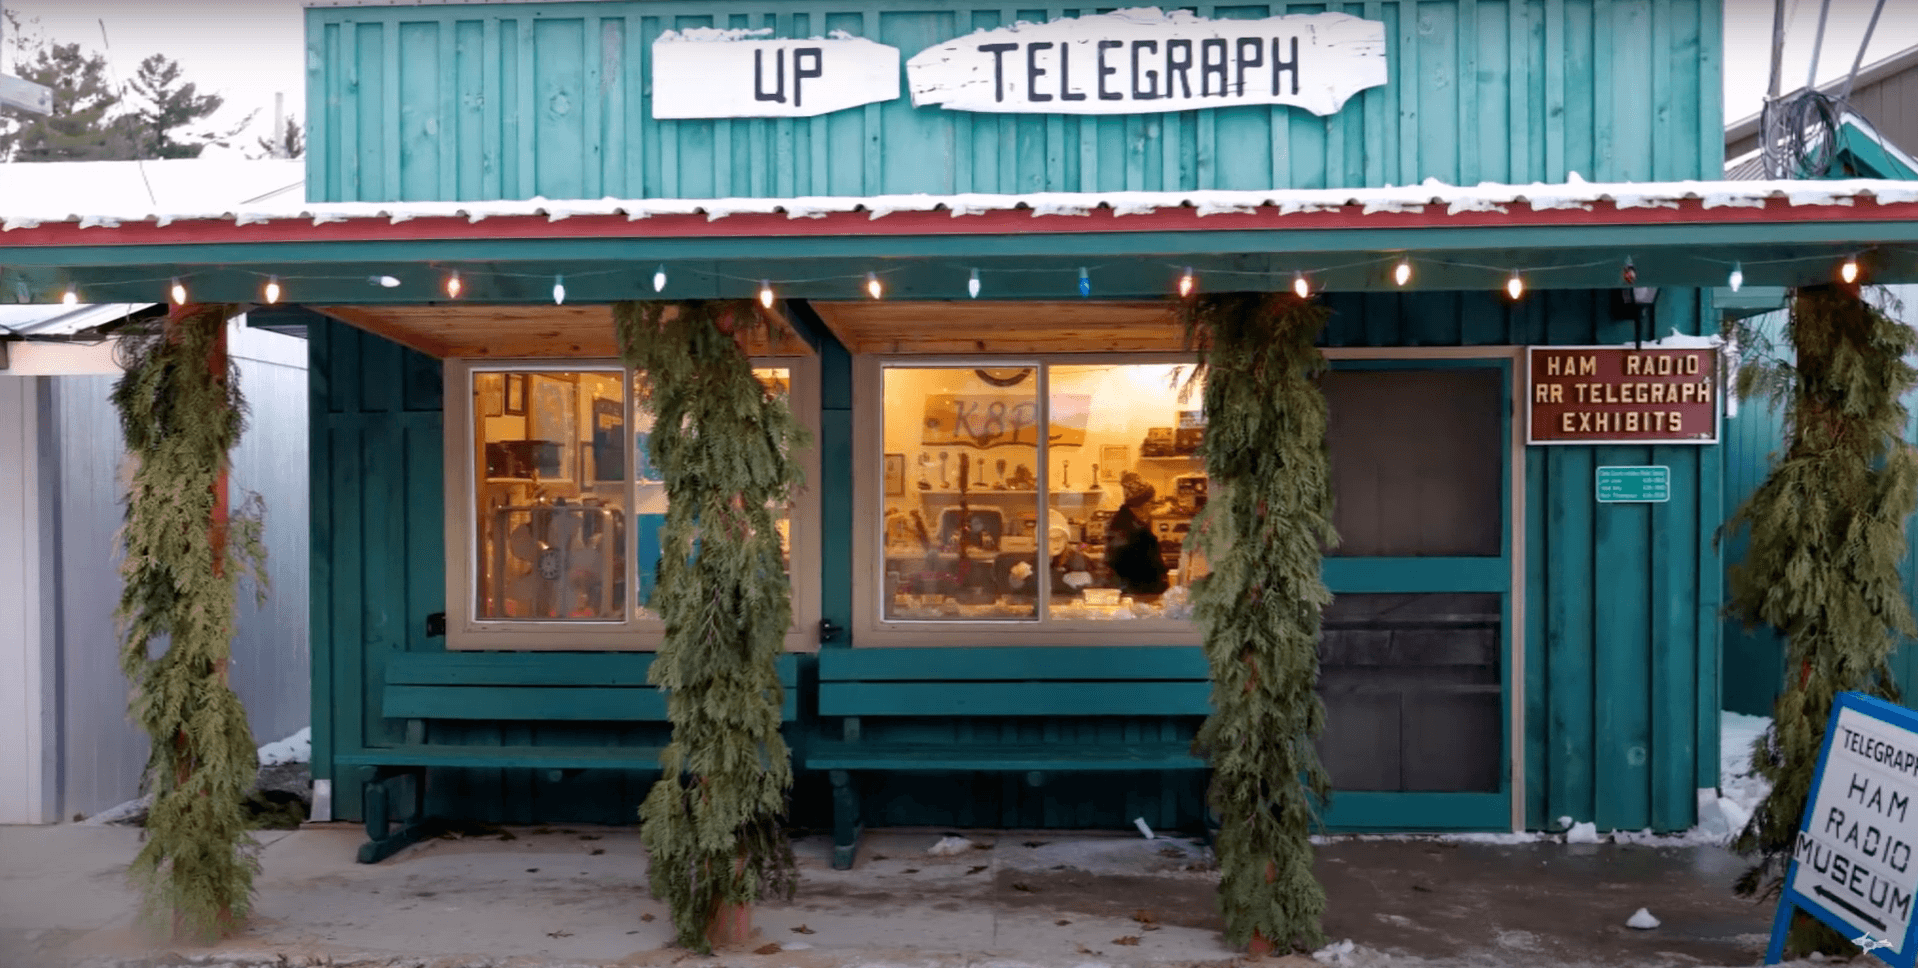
<box><xmin>852</xmin><ymin>352</ymin><xmax>1206</xmax><ymax>648</ymax></box>
<box><xmin>443</xmin><ymin>354</ymin><xmax>821</xmax><ymax>652</ymax></box>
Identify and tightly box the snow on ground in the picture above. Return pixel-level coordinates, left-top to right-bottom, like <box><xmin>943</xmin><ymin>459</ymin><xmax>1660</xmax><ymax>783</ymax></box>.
<box><xmin>1311</xmin><ymin>710</ymin><xmax>1774</xmax><ymax>848</ymax></box>
<box><xmin>79</xmin><ymin>725</ymin><xmax>312</xmax><ymax>824</ymax></box>
<box><xmin>257</xmin><ymin>726</ymin><xmax>312</xmax><ymax>766</ymax></box>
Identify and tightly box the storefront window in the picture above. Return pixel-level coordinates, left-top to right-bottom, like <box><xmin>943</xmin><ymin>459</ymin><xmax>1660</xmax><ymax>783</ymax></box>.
<box><xmin>470</xmin><ymin>365</ymin><xmax>794</xmax><ymax>627</ymax></box>
<box><xmin>879</xmin><ymin>362</ymin><xmax>1205</xmax><ymax>624</ymax></box>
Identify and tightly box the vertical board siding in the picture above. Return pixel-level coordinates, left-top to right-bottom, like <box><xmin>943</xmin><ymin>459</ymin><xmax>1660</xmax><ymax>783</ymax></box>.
<box><xmin>0</xmin><ymin>378</ymin><xmax>51</xmax><ymax>824</ymax></box>
<box><xmin>307</xmin><ymin>0</ymin><xmax>1723</xmax><ymax>202</ymax></box>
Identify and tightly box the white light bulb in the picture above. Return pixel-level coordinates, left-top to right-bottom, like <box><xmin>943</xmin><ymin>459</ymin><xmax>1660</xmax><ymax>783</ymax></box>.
<box><xmin>170</xmin><ymin>279</ymin><xmax>186</xmax><ymax>305</ymax></box>
<box><xmin>759</xmin><ymin>280</ymin><xmax>775</xmax><ymax>309</ymax></box>
<box><xmin>652</xmin><ymin>264</ymin><xmax>667</xmax><ymax>293</ymax></box>
<box><xmin>1506</xmin><ymin>274</ymin><xmax>1525</xmax><ymax>300</ymax></box>
<box><xmin>552</xmin><ymin>275</ymin><xmax>566</xmax><ymax>305</ymax></box>
<box><xmin>1841</xmin><ymin>257</ymin><xmax>1860</xmax><ymax>284</ymax></box>
<box><xmin>1394</xmin><ymin>260</ymin><xmax>1412</xmax><ymax>287</ymax></box>
<box><xmin>263</xmin><ymin>277</ymin><xmax>281</xmax><ymax>304</ymax></box>
<box><xmin>375</xmin><ymin>275</ymin><xmax>401</xmax><ymax>288</ymax></box>
<box><xmin>61</xmin><ymin>288</ymin><xmax>77</xmax><ymax>306</ymax></box>
<box><xmin>1728</xmin><ymin>263</ymin><xmax>1743</xmax><ymax>293</ymax></box>
<box><xmin>1178</xmin><ymin>267</ymin><xmax>1195</xmax><ymax>298</ymax></box>
<box><xmin>446</xmin><ymin>272</ymin><xmax>462</xmax><ymax>299</ymax></box>
<box><xmin>866</xmin><ymin>272</ymin><xmax>882</xmax><ymax>300</ymax></box>
<box><xmin>968</xmin><ymin>269</ymin><xmax>981</xmax><ymax>299</ymax></box>
<box><xmin>1292</xmin><ymin>272</ymin><xmax>1309</xmax><ymax>299</ymax></box>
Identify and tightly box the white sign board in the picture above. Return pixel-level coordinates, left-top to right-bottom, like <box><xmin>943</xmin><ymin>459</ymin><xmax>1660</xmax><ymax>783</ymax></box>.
<box><xmin>906</xmin><ymin>7</ymin><xmax>1386</xmax><ymax>116</ymax></box>
<box><xmin>651</xmin><ymin>29</ymin><xmax>900</xmax><ymax>120</ymax></box>
<box><xmin>1786</xmin><ymin>696</ymin><xmax>1918</xmax><ymax>959</ymax></box>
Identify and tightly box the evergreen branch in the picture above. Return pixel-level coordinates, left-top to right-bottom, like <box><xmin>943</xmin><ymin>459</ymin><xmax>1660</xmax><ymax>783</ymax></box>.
<box><xmin>110</xmin><ymin>304</ymin><xmax>262</xmax><ymax>941</ymax></box>
<box><xmin>1178</xmin><ymin>292</ymin><xmax>1337</xmax><ymax>954</ymax></box>
<box><xmin>1724</xmin><ymin>285</ymin><xmax>1918</xmax><ymax>958</ymax></box>
<box><xmin>617</xmin><ymin>301</ymin><xmax>808</xmax><ymax>952</ymax></box>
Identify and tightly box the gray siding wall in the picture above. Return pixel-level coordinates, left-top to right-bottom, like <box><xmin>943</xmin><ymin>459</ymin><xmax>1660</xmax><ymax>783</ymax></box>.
<box><xmin>0</xmin><ymin>377</ymin><xmax>59</xmax><ymax>824</ymax></box>
<box><xmin>48</xmin><ymin>321</ymin><xmax>310</xmax><ymax>818</ymax></box>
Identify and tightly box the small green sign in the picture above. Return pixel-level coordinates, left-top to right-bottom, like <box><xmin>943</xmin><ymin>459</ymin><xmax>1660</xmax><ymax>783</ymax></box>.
<box><xmin>1596</xmin><ymin>465</ymin><xmax>1671</xmax><ymax>503</ymax></box>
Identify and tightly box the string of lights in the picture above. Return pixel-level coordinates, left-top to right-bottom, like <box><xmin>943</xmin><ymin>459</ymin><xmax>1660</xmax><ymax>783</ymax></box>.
<box><xmin>6</xmin><ymin>249</ymin><xmax>1892</xmax><ymax>308</ymax></box>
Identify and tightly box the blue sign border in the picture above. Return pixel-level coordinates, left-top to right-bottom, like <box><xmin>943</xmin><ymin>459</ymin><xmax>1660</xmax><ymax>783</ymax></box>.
<box><xmin>1768</xmin><ymin>691</ymin><xmax>1918</xmax><ymax>966</ymax></box>
<box><xmin>1594</xmin><ymin>464</ymin><xmax>1672</xmax><ymax>504</ymax></box>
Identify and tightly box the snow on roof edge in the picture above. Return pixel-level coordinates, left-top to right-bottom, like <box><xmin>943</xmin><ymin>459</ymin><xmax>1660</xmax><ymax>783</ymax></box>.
<box><xmin>5</xmin><ymin>177</ymin><xmax>1918</xmax><ymax>233</ymax></box>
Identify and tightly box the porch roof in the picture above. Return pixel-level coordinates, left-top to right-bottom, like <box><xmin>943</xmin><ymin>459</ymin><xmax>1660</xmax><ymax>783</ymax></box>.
<box><xmin>1</xmin><ymin>178</ymin><xmax>1916</xmax><ymax>307</ymax></box>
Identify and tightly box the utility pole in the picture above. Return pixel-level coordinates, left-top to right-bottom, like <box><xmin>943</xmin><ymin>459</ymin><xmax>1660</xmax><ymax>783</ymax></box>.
<box><xmin>0</xmin><ymin>0</ymin><xmax>53</xmax><ymax>115</ymax></box>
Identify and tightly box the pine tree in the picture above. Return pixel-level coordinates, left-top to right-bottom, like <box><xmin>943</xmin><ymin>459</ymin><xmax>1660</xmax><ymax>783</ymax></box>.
<box><xmin>1179</xmin><ymin>292</ymin><xmax>1337</xmax><ymax>954</ymax></box>
<box><xmin>254</xmin><ymin>115</ymin><xmax>304</xmax><ymax>160</ymax></box>
<box><xmin>615</xmin><ymin>301</ymin><xmax>807</xmax><ymax>953</ymax></box>
<box><xmin>127</xmin><ymin>54</ymin><xmax>232</xmax><ymax>159</ymax></box>
<box><xmin>111</xmin><ymin>305</ymin><xmax>269</xmax><ymax>941</ymax></box>
<box><xmin>1725</xmin><ymin>284</ymin><xmax>1918</xmax><ymax>957</ymax></box>
<box><xmin>0</xmin><ymin>38</ymin><xmax>140</xmax><ymax>161</ymax></box>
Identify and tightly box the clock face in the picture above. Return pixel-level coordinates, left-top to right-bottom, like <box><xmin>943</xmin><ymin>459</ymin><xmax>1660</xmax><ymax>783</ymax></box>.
<box><xmin>973</xmin><ymin>367</ymin><xmax>1033</xmax><ymax>388</ymax></box>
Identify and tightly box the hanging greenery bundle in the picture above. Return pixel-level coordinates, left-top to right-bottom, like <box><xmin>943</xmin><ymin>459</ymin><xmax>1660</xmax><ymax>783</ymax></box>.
<box><xmin>1724</xmin><ymin>284</ymin><xmax>1918</xmax><ymax>957</ymax></box>
<box><xmin>1179</xmin><ymin>292</ymin><xmax>1337</xmax><ymax>953</ymax></box>
<box><xmin>616</xmin><ymin>300</ymin><xmax>808</xmax><ymax>952</ymax></box>
<box><xmin>111</xmin><ymin>304</ymin><xmax>268</xmax><ymax>941</ymax></box>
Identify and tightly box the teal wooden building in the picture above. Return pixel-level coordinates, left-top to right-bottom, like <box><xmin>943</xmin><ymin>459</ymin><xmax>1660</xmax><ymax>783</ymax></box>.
<box><xmin>6</xmin><ymin>0</ymin><xmax>1918</xmax><ymax>857</ymax></box>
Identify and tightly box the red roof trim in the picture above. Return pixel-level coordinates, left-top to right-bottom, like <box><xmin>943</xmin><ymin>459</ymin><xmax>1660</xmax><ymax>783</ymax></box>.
<box><xmin>6</xmin><ymin>197</ymin><xmax>1918</xmax><ymax>247</ymax></box>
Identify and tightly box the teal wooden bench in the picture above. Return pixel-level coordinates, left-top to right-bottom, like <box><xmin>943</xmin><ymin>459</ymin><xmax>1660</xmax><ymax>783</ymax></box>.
<box><xmin>804</xmin><ymin>646</ymin><xmax>1212</xmax><ymax>869</ymax></box>
<box><xmin>336</xmin><ymin>651</ymin><xmax>799</xmax><ymax>863</ymax></box>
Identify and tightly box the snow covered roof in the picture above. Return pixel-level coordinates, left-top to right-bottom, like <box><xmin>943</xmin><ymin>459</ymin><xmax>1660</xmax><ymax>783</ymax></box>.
<box><xmin>0</xmin><ymin>302</ymin><xmax>152</xmax><ymax>338</ymax></box>
<box><xmin>0</xmin><ymin>158</ymin><xmax>304</xmax><ymax>220</ymax></box>
<box><xmin>3</xmin><ymin>174</ymin><xmax>1917</xmax><ymax>234</ymax></box>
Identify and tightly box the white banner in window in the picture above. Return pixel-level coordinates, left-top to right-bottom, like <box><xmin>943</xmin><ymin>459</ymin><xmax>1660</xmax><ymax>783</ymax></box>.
<box><xmin>652</xmin><ymin>29</ymin><xmax>902</xmax><ymax>120</ymax></box>
<box><xmin>906</xmin><ymin>8</ymin><xmax>1387</xmax><ymax>117</ymax></box>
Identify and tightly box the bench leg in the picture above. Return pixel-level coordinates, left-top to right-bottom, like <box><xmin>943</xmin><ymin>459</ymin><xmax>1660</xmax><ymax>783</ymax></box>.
<box><xmin>829</xmin><ymin>769</ymin><xmax>863</xmax><ymax>871</ymax></box>
<box><xmin>357</xmin><ymin>766</ymin><xmax>427</xmax><ymax>864</ymax></box>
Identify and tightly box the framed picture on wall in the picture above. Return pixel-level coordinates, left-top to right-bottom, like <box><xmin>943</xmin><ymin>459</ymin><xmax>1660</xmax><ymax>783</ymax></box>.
<box><xmin>884</xmin><ymin>453</ymin><xmax>906</xmax><ymax>496</ymax></box>
<box><xmin>504</xmin><ymin>373</ymin><xmax>526</xmax><ymax>415</ymax></box>
<box><xmin>1100</xmin><ymin>445</ymin><xmax>1128</xmax><ymax>481</ymax></box>
<box><xmin>528</xmin><ymin>373</ymin><xmax>576</xmax><ymax>484</ymax></box>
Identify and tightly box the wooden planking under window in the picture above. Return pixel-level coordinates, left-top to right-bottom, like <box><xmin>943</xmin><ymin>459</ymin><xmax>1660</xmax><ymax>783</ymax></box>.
<box><xmin>811</xmin><ymin>301</ymin><xmax>1183</xmax><ymax>355</ymax></box>
<box><xmin>315</xmin><ymin>304</ymin><xmax>808</xmax><ymax>360</ymax></box>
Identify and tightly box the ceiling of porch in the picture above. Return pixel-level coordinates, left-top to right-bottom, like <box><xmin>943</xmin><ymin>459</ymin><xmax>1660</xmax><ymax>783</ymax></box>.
<box><xmin>312</xmin><ymin>303</ymin><xmax>810</xmax><ymax>359</ymax></box>
<box><xmin>810</xmin><ymin>301</ymin><xmax>1183</xmax><ymax>355</ymax></box>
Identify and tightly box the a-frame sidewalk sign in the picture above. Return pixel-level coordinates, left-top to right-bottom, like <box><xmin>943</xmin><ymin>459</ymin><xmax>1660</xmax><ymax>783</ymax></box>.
<box><xmin>1767</xmin><ymin>691</ymin><xmax>1918</xmax><ymax>966</ymax></box>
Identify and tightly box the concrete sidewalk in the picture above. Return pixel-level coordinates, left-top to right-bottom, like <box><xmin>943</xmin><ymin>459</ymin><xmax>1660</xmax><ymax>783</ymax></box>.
<box><xmin>0</xmin><ymin>823</ymin><xmax>1798</xmax><ymax>968</ymax></box>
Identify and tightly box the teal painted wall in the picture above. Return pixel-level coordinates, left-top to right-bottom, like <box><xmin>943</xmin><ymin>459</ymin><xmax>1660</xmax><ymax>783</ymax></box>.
<box><xmin>306</xmin><ymin>0</ymin><xmax>1724</xmax><ymax>203</ymax></box>
<box><xmin>312</xmin><ymin>289</ymin><xmax>1720</xmax><ymax>832</ymax></box>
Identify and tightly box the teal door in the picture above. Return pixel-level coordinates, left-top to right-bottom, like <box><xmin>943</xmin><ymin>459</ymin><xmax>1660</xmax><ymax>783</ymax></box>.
<box><xmin>1315</xmin><ymin>360</ymin><xmax>1513</xmax><ymax>830</ymax></box>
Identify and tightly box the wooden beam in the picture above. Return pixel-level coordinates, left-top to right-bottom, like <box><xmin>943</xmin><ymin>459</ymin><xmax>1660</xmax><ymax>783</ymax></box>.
<box><xmin>313</xmin><ymin>302</ymin><xmax>812</xmax><ymax>360</ymax></box>
<box><xmin>810</xmin><ymin>301</ymin><xmax>1183</xmax><ymax>354</ymax></box>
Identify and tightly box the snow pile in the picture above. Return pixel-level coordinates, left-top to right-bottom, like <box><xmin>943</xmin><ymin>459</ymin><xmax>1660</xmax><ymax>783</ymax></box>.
<box><xmin>1626</xmin><ymin>907</ymin><xmax>1661</xmax><ymax>929</ymax></box>
<box><xmin>257</xmin><ymin>726</ymin><xmax>312</xmax><ymax>766</ymax></box>
<box><xmin>927</xmin><ymin>835</ymin><xmax>975</xmax><ymax>856</ymax></box>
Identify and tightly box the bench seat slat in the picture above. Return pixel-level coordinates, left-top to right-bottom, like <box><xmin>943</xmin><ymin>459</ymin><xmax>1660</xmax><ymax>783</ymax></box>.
<box><xmin>817</xmin><ymin>646</ymin><xmax>1207</xmax><ymax>682</ymax></box>
<box><xmin>384</xmin><ymin>685</ymin><xmax>670</xmax><ymax>721</ymax></box>
<box><xmin>386</xmin><ymin>651</ymin><xmax>799</xmax><ymax>688</ymax></box>
<box><xmin>336</xmin><ymin>745</ymin><xmax>665</xmax><ymax>770</ymax></box>
<box><xmin>384</xmin><ymin>684</ymin><xmax>799</xmax><ymax>722</ymax></box>
<box><xmin>805</xmin><ymin>740</ymin><xmax>1204</xmax><ymax>772</ymax></box>
<box><xmin>818</xmin><ymin>681</ymin><xmax>1212</xmax><ymax>717</ymax></box>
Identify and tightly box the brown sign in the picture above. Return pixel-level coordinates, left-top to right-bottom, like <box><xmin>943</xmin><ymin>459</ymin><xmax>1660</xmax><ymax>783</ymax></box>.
<box><xmin>1528</xmin><ymin>346</ymin><xmax>1719</xmax><ymax>445</ymax></box>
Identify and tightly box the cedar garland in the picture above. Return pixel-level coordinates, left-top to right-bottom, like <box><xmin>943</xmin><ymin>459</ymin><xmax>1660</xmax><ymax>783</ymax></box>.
<box><xmin>1724</xmin><ymin>284</ymin><xmax>1918</xmax><ymax>957</ymax></box>
<box><xmin>616</xmin><ymin>300</ymin><xmax>807</xmax><ymax>952</ymax></box>
<box><xmin>111</xmin><ymin>304</ymin><xmax>268</xmax><ymax>941</ymax></box>
<box><xmin>1180</xmin><ymin>292</ymin><xmax>1337</xmax><ymax>953</ymax></box>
